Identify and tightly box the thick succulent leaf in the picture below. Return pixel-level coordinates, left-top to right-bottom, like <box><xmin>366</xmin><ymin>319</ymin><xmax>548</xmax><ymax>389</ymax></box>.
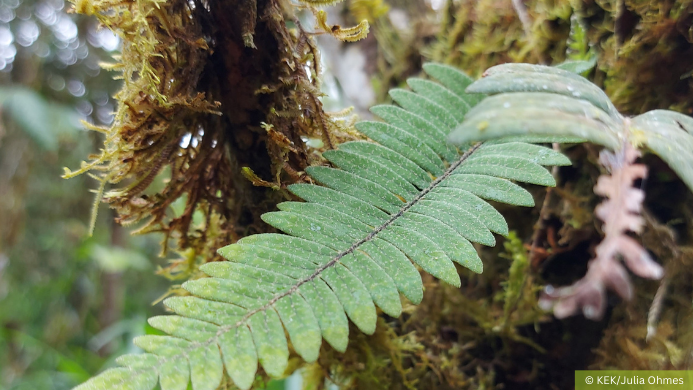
<box><xmin>635</xmin><ymin>109</ymin><xmax>693</xmax><ymax>135</ymax></box>
<box><xmin>450</xmin><ymin>97</ymin><xmax>621</xmax><ymax>150</ymax></box>
<box><xmin>470</xmin><ymin>63</ymin><xmax>619</xmax><ymax>118</ymax></box>
<box><xmin>76</xmin><ymin>63</ymin><xmax>569</xmax><ymax>390</ymax></box>
<box><xmin>449</xmin><ymin>62</ymin><xmax>693</xmax><ymax>196</ymax></box>
<box><xmin>631</xmin><ymin>114</ymin><xmax>693</xmax><ymax>192</ymax></box>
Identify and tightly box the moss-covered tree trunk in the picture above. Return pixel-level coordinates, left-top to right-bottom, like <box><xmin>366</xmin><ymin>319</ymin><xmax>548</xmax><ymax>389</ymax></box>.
<box><xmin>69</xmin><ymin>0</ymin><xmax>342</xmax><ymax>269</ymax></box>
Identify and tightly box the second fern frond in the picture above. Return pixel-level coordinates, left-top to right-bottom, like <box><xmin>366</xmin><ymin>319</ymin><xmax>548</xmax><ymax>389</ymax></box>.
<box><xmin>450</xmin><ymin>62</ymin><xmax>693</xmax><ymax>320</ymax></box>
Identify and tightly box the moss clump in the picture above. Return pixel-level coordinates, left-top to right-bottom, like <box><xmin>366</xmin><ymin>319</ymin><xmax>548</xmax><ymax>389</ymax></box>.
<box><xmin>65</xmin><ymin>0</ymin><xmax>364</xmax><ymax>271</ymax></box>
<box><xmin>578</xmin><ymin>0</ymin><xmax>693</xmax><ymax>114</ymax></box>
<box><xmin>430</xmin><ymin>0</ymin><xmax>573</xmax><ymax>75</ymax></box>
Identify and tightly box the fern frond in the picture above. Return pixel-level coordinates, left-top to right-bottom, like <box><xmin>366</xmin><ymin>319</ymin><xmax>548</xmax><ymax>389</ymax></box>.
<box><xmin>448</xmin><ymin>62</ymin><xmax>693</xmax><ymax>320</ymax></box>
<box><xmin>75</xmin><ymin>64</ymin><xmax>570</xmax><ymax>390</ymax></box>
<box><xmin>450</xmin><ymin>63</ymin><xmax>693</xmax><ymax>194</ymax></box>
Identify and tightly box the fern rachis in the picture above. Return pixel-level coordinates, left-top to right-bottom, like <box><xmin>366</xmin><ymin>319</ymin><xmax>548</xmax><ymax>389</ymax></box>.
<box><xmin>76</xmin><ymin>64</ymin><xmax>571</xmax><ymax>390</ymax></box>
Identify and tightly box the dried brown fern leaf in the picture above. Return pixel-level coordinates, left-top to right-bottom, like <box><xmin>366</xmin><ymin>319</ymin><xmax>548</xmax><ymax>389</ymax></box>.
<box><xmin>538</xmin><ymin>139</ymin><xmax>663</xmax><ymax>319</ymax></box>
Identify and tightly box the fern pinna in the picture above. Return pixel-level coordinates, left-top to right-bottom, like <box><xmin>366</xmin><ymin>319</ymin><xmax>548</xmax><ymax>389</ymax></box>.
<box><xmin>76</xmin><ymin>64</ymin><xmax>570</xmax><ymax>390</ymax></box>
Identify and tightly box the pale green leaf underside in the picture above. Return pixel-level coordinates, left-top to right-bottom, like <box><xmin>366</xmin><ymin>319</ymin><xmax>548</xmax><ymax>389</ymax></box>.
<box><xmin>75</xmin><ymin>64</ymin><xmax>568</xmax><ymax>390</ymax></box>
<box><xmin>448</xmin><ymin>62</ymin><xmax>693</xmax><ymax>195</ymax></box>
<box><xmin>553</xmin><ymin>57</ymin><xmax>597</xmax><ymax>75</ymax></box>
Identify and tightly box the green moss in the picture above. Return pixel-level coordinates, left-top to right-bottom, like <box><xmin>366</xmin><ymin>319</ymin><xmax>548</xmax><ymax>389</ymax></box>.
<box><xmin>430</xmin><ymin>0</ymin><xmax>693</xmax><ymax>114</ymax></box>
<box><xmin>430</xmin><ymin>0</ymin><xmax>572</xmax><ymax>75</ymax></box>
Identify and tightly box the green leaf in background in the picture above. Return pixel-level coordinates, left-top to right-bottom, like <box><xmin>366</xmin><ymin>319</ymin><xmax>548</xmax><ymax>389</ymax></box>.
<box><xmin>90</xmin><ymin>245</ymin><xmax>150</xmax><ymax>273</ymax></box>
<box><xmin>0</xmin><ymin>87</ymin><xmax>80</xmax><ymax>151</ymax></box>
<box><xmin>554</xmin><ymin>57</ymin><xmax>597</xmax><ymax>75</ymax></box>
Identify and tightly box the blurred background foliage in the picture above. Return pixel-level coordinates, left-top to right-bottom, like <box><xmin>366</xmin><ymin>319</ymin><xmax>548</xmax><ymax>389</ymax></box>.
<box><xmin>2</xmin><ymin>0</ymin><xmax>693</xmax><ymax>389</ymax></box>
<box><xmin>0</xmin><ymin>0</ymin><xmax>172</xmax><ymax>387</ymax></box>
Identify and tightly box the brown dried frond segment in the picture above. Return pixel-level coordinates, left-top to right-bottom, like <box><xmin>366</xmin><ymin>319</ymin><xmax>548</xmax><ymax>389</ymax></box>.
<box><xmin>540</xmin><ymin>140</ymin><xmax>663</xmax><ymax>320</ymax></box>
<box><xmin>66</xmin><ymin>0</ymin><xmax>357</xmax><ymax>263</ymax></box>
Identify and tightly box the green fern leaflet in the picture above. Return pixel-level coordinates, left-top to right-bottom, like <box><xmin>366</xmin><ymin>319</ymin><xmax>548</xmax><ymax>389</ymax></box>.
<box><xmin>449</xmin><ymin>63</ymin><xmax>693</xmax><ymax>193</ymax></box>
<box><xmin>75</xmin><ymin>64</ymin><xmax>570</xmax><ymax>390</ymax></box>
